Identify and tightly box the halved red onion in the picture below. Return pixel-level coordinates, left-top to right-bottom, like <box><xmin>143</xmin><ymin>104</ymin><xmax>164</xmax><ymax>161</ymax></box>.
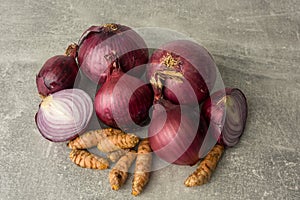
<box><xmin>148</xmin><ymin>99</ymin><xmax>207</xmax><ymax>166</ymax></box>
<box><xmin>201</xmin><ymin>88</ymin><xmax>248</xmax><ymax>147</ymax></box>
<box><xmin>94</xmin><ymin>56</ymin><xmax>153</xmax><ymax>131</ymax></box>
<box><xmin>35</xmin><ymin>88</ymin><xmax>93</xmax><ymax>142</ymax></box>
<box><xmin>36</xmin><ymin>44</ymin><xmax>80</xmax><ymax>96</ymax></box>
<box><xmin>147</xmin><ymin>40</ymin><xmax>217</xmax><ymax>105</ymax></box>
<box><xmin>78</xmin><ymin>23</ymin><xmax>149</xmax><ymax>84</ymax></box>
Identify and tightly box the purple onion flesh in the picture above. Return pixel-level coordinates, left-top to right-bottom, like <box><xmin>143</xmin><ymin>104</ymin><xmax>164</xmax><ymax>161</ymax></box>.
<box><xmin>35</xmin><ymin>88</ymin><xmax>93</xmax><ymax>142</ymax></box>
<box><xmin>201</xmin><ymin>88</ymin><xmax>248</xmax><ymax>147</ymax></box>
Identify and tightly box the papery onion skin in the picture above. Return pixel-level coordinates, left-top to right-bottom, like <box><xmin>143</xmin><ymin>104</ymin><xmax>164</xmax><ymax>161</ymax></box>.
<box><xmin>35</xmin><ymin>89</ymin><xmax>93</xmax><ymax>142</ymax></box>
<box><xmin>94</xmin><ymin>64</ymin><xmax>153</xmax><ymax>131</ymax></box>
<box><xmin>36</xmin><ymin>44</ymin><xmax>80</xmax><ymax>96</ymax></box>
<box><xmin>201</xmin><ymin>88</ymin><xmax>248</xmax><ymax>147</ymax></box>
<box><xmin>78</xmin><ymin>23</ymin><xmax>149</xmax><ymax>84</ymax></box>
<box><xmin>148</xmin><ymin>100</ymin><xmax>207</xmax><ymax>166</ymax></box>
<box><xmin>147</xmin><ymin>40</ymin><xmax>217</xmax><ymax>105</ymax></box>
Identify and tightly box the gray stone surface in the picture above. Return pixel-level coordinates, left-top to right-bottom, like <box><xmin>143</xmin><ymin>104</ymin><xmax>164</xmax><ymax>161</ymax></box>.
<box><xmin>0</xmin><ymin>0</ymin><xmax>299</xmax><ymax>199</ymax></box>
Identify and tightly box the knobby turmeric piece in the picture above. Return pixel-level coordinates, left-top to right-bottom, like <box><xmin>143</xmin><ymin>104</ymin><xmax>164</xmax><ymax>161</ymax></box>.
<box><xmin>67</xmin><ymin>128</ymin><xmax>125</xmax><ymax>149</ymax></box>
<box><xmin>97</xmin><ymin>134</ymin><xmax>139</xmax><ymax>153</ymax></box>
<box><xmin>132</xmin><ymin>139</ymin><xmax>152</xmax><ymax>196</ymax></box>
<box><xmin>107</xmin><ymin>149</ymin><xmax>130</xmax><ymax>163</ymax></box>
<box><xmin>184</xmin><ymin>144</ymin><xmax>224</xmax><ymax>187</ymax></box>
<box><xmin>109</xmin><ymin>150</ymin><xmax>137</xmax><ymax>190</ymax></box>
<box><xmin>69</xmin><ymin>149</ymin><xmax>109</xmax><ymax>170</ymax></box>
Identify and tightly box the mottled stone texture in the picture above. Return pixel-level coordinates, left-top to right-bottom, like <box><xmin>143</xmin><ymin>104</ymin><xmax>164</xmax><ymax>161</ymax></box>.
<box><xmin>0</xmin><ymin>0</ymin><xmax>299</xmax><ymax>199</ymax></box>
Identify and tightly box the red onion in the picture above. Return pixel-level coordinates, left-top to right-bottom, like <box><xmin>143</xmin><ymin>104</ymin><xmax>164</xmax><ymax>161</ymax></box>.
<box><xmin>78</xmin><ymin>23</ymin><xmax>149</xmax><ymax>84</ymax></box>
<box><xmin>201</xmin><ymin>88</ymin><xmax>248</xmax><ymax>147</ymax></box>
<box><xmin>35</xmin><ymin>88</ymin><xmax>93</xmax><ymax>142</ymax></box>
<box><xmin>147</xmin><ymin>40</ymin><xmax>217</xmax><ymax>105</ymax></box>
<box><xmin>36</xmin><ymin>44</ymin><xmax>80</xmax><ymax>96</ymax></box>
<box><xmin>94</xmin><ymin>55</ymin><xmax>153</xmax><ymax>131</ymax></box>
<box><xmin>148</xmin><ymin>99</ymin><xmax>207</xmax><ymax>166</ymax></box>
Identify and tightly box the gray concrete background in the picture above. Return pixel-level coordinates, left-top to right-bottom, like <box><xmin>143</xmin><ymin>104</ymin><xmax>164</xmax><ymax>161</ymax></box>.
<box><xmin>0</xmin><ymin>0</ymin><xmax>299</xmax><ymax>199</ymax></box>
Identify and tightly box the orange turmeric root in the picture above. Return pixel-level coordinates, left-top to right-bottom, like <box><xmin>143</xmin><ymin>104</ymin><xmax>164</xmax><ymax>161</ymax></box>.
<box><xmin>107</xmin><ymin>149</ymin><xmax>130</xmax><ymax>163</ymax></box>
<box><xmin>109</xmin><ymin>150</ymin><xmax>137</xmax><ymax>190</ymax></box>
<box><xmin>97</xmin><ymin>134</ymin><xmax>139</xmax><ymax>153</ymax></box>
<box><xmin>69</xmin><ymin>149</ymin><xmax>109</xmax><ymax>170</ymax></box>
<box><xmin>67</xmin><ymin>128</ymin><xmax>125</xmax><ymax>149</ymax></box>
<box><xmin>132</xmin><ymin>139</ymin><xmax>152</xmax><ymax>196</ymax></box>
<box><xmin>184</xmin><ymin>144</ymin><xmax>224</xmax><ymax>187</ymax></box>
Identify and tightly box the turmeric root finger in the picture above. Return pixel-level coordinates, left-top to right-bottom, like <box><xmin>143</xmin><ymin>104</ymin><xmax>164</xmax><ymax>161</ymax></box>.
<box><xmin>184</xmin><ymin>144</ymin><xmax>224</xmax><ymax>187</ymax></box>
<box><xmin>67</xmin><ymin>128</ymin><xmax>125</xmax><ymax>149</ymax></box>
<box><xmin>97</xmin><ymin>134</ymin><xmax>139</xmax><ymax>153</ymax></box>
<box><xmin>109</xmin><ymin>150</ymin><xmax>137</xmax><ymax>190</ymax></box>
<box><xmin>107</xmin><ymin>149</ymin><xmax>130</xmax><ymax>163</ymax></box>
<box><xmin>69</xmin><ymin>149</ymin><xmax>109</xmax><ymax>170</ymax></box>
<box><xmin>132</xmin><ymin>139</ymin><xmax>152</xmax><ymax>196</ymax></box>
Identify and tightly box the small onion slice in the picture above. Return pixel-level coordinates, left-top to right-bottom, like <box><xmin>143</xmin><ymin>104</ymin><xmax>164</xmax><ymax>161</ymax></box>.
<box><xmin>202</xmin><ymin>88</ymin><xmax>248</xmax><ymax>147</ymax></box>
<box><xmin>35</xmin><ymin>89</ymin><xmax>93</xmax><ymax>142</ymax></box>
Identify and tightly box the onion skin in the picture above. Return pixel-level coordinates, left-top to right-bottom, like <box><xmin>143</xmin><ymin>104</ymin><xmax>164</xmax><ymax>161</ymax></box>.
<box><xmin>94</xmin><ymin>61</ymin><xmax>153</xmax><ymax>131</ymax></box>
<box><xmin>36</xmin><ymin>44</ymin><xmax>80</xmax><ymax>96</ymax></box>
<box><xmin>78</xmin><ymin>23</ymin><xmax>149</xmax><ymax>84</ymax></box>
<box><xmin>148</xmin><ymin>100</ymin><xmax>207</xmax><ymax>166</ymax></box>
<box><xmin>35</xmin><ymin>89</ymin><xmax>93</xmax><ymax>142</ymax></box>
<box><xmin>201</xmin><ymin>88</ymin><xmax>248</xmax><ymax>147</ymax></box>
<box><xmin>147</xmin><ymin>40</ymin><xmax>217</xmax><ymax>105</ymax></box>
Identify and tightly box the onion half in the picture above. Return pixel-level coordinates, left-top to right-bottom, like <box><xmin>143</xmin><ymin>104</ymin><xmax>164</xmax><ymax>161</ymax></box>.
<box><xmin>202</xmin><ymin>88</ymin><xmax>248</xmax><ymax>147</ymax></box>
<box><xmin>78</xmin><ymin>23</ymin><xmax>149</xmax><ymax>84</ymax></box>
<box><xmin>35</xmin><ymin>89</ymin><xmax>93</xmax><ymax>142</ymax></box>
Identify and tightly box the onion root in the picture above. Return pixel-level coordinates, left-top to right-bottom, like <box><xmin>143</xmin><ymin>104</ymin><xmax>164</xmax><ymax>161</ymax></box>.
<box><xmin>69</xmin><ymin>149</ymin><xmax>109</xmax><ymax>170</ymax></box>
<box><xmin>184</xmin><ymin>144</ymin><xmax>224</xmax><ymax>187</ymax></box>
<box><xmin>107</xmin><ymin>149</ymin><xmax>130</xmax><ymax>163</ymax></box>
<box><xmin>67</xmin><ymin>128</ymin><xmax>125</xmax><ymax>149</ymax></box>
<box><xmin>109</xmin><ymin>150</ymin><xmax>137</xmax><ymax>190</ymax></box>
<box><xmin>97</xmin><ymin>134</ymin><xmax>139</xmax><ymax>153</ymax></box>
<box><xmin>132</xmin><ymin>139</ymin><xmax>152</xmax><ymax>196</ymax></box>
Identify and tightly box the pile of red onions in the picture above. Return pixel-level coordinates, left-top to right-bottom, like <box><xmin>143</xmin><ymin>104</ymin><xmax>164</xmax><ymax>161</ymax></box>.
<box><xmin>35</xmin><ymin>89</ymin><xmax>93</xmax><ymax>142</ymax></box>
<box><xmin>147</xmin><ymin>40</ymin><xmax>217</xmax><ymax>105</ymax></box>
<box><xmin>36</xmin><ymin>44</ymin><xmax>80</xmax><ymax>96</ymax></box>
<box><xmin>34</xmin><ymin>23</ymin><xmax>248</xmax><ymax>169</ymax></box>
<box><xmin>94</xmin><ymin>55</ymin><xmax>153</xmax><ymax>131</ymax></box>
<box><xmin>78</xmin><ymin>23</ymin><xmax>149</xmax><ymax>84</ymax></box>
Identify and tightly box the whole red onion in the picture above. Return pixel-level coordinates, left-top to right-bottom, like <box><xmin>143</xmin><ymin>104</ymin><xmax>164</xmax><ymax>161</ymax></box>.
<box><xmin>147</xmin><ymin>40</ymin><xmax>217</xmax><ymax>105</ymax></box>
<box><xmin>201</xmin><ymin>88</ymin><xmax>248</xmax><ymax>147</ymax></box>
<box><xmin>35</xmin><ymin>88</ymin><xmax>93</xmax><ymax>142</ymax></box>
<box><xmin>94</xmin><ymin>56</ymin><xmax>153</xmax><ymax>131</ymax></box>
<box><xmin>148</xmin><ymin>99</ymin><xmax>208</xmax><ymax>166</ymax></box>
<box><xmin>78</xmin><ymin>23</ymin><xmax>149</xmax><ymax>84</ymax></box>
<box><xmin>36</xmin><ymin>44</ymin><xmax>80</xmax><ymax>96</ymax></box>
